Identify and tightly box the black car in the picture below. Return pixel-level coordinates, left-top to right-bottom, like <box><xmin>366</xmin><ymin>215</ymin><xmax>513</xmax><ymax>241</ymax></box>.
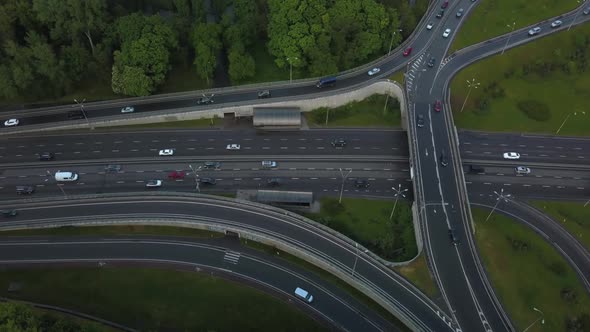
<box><xmin>16</xmin><ymin>186</ymin><xmax>35</xmax><ymax>195</ymax></box>
<box><xmin>428</xmin><ymin>57</ymin><xmax>436</xmax><ymax>68</ymax></box>
<box><xmin>417</xmin><ymin>114</ymin><xmax>424</xmax><ymax>128</ymax></box>
<box><xmin>436</xmin><ymin>9</ymin><xmax>444</xmax><ymax>18</ymax></box>
<box><xmin>196</xmin><ymin>96</ymin><xmax>214</xmax><ymax>105</ymax></box>
<box><xmin>1</xmin><ymin>209</ymin><xmax>18</xmax><ymax>217</ymax></box>
<box><xmin>440</xmin><ymin>150</ymin><xmax>449</xmax><ymax>167</ymax></box>
<box><xmin>39</xmin><ymin>152</ymin><xmax>55</xmax><ymax>161</ymax></box>
<box><xmin>67</xmin><ymin>111</ymin><xmax>85</xmax><ymax>120</ymax></box>
<box><xmin>267</xmin><ymin>178</ymin><xmax>282</xmax><ymax>187</ymax></box>
<box><xmin>105</xmin><ymin>164</ymin><xmax>122</xmax><ymax>173</ymax></box>
<box><xmin>257</xmin><ymin>90</ymin><xmax>271</xmax><ymax>98</ymax></box>
<box><xmin>449</xmin><ymin>229</ymin><xmax>459</xmax><ymax>245</ymax></box>
<box><xmin>331</xmin><ymin>138</ymin><xmax>347</xmax><ymax>147</ymax></box>
<box><xmin>354</xmin><ymin>179</ymin><xmax>370</xmax><ymax>188</ymax></box>
<box><xmin>199</xmin><ymin>177</ymin><xmax>216</xmax><ymax>185</ymax></box>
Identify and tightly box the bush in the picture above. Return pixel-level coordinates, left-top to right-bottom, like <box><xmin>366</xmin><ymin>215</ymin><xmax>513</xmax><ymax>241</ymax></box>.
<box><xmin>517</xmin><ymin>100</ymin><xmax>552</xmax><ymax>122</ymax></box>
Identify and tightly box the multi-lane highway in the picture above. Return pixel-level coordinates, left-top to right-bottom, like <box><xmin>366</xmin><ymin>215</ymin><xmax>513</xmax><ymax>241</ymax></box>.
<box><xmin>1</xmin><ymin>0</ymin><xmax>590</xmax><ymax>331</ymax></box>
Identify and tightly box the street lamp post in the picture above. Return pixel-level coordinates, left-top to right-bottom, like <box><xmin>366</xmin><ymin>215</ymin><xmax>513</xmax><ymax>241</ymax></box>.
<box><xmin>389</xmin><ymin>184</ymin><xmax>408</xmax><ymax>220</ymax></box>
<box><xmin>556</xmin><ymin>111</ymin><xmax>585</xmax><ymax>134</ymax></box>
<box><xmin>485</xmin><ymin>188</ymin><xmax>512</xmax><ymax>221</ymax></box>
<box><xmin>502</xmin><ymin>21</ymin><xmax>516</xmax><ymax>55</ymax></box>
<box><xmin>584</xmin><ymin>198</ymin><xmax>590</xmax><ymax>207</ymax></box>
<box><xmin>351</xmin><ymin>242</ymin><xmax>369</xmax><ymax>277</ymax></box>
<box><xmin>522</xmin><ymin>307</ymin><xmax>545</xmax><ymax>332</ymax></box>
<box><xmin>286</xmin><ymin>57</ymin><xmax>298</xmax><ymax>83</ymax></box>
<box><xmin>569</xmin><ymin>0</ymin><xmax>587</xmax><ymax>31</ymax></box>
<box><xmin>189</xmin><ymin>164</ymin><xmax>202</xmax><ymax>192</ymax></box>
<box><xmin>388</xmin><ymin>29</ymin><xmax>403</xmax><ymax>55</ymax></box>
<box><xmin>45</xmin><ymin>170</ymin><xmax>67</xmax><ymax>198</ymax></box>
<box><xmin>459</xmin><ymin>78</ymin><xmax>480</xmax><ymax>113</ymax></box>
<box><xmin>73</xmin><ymin>98</ymin><xmax>90</xmax><ymax>128</ymax></box>
<box><xmin>338</xmin><ymin>168</ymin><xmax>353</xmax><ymax>204</ymax></box>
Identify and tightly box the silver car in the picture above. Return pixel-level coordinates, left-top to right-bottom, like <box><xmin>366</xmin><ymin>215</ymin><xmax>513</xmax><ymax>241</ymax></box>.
<box><xmin>515</xmin><ymin>166</ymin><xmax>531</xmax><ymax>174</ymax></box>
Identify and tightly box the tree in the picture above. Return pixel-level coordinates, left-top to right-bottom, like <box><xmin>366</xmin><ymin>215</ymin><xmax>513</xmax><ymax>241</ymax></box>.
<box><xmin>32</xmin><ymin>0</ymin><xmax>108</xmax><ymax>55</ymax></box>
<box><xmin>112</xmin><ymin>14</ymin><xmax>178</xmax><ymax>96</ymax></box>
<box><xmin>192</xmin><ymin>23</ymin><xmax>222</xmax><ymax>84</ymax></box>
<box><xmin>228</xmin><ymin>44</ymin><xmax>255</xmax><ymax>81</ymax></box>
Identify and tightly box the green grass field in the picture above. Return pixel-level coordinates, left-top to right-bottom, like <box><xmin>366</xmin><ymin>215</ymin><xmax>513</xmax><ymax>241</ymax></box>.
<box><xmin>0</xmin><ymin>225</ymin><xmax>223</xmax><ymax>238</ymax></box>
<box><xmin>394</xmin><ymin>254</ymin><xmax>438</xmax><ymax>298</ymax></box>
<box><xmin>305</xmin><ymin>94</ymin><xmax>401</xmax><ymax>128</ymax></box>
<box><xmin>304</xmin><ymin>197</ymin><xmax>416</xmax><ymax>262</ymax></box>
<box><xmin>531</xmin><ymin>200</ymin><xmax>590</xmax><ymax>251</ymax></box>
<box><xmin>0</xmin><ymin>267</ymin><xmax>326</xmax><ymax>332</ymax></box>
<box><xmin>450</xmin><ymin>22</ymin><xmax>590</xmax><ymax>136</ymax></box>
<box><xmin>473</xmin><ymin>207</ymin><xmax>590</xmax><ymax>331</ymax></box>
<box><xmin>451</xmin><ymin>0</ymin><xmax>578</xmax><ymax>52</ymax></box>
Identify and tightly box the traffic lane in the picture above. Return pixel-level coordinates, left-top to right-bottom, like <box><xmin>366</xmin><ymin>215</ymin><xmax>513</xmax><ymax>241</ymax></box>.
<box><xmin>461</xmin><ymin>147</ymin><xmax>589</xmax><ymax>165</ymax></box>
<box><xmin>0</xmin><ymin>130</ymin><xmax>408</xmax><ymax>162</ymax></box>
<box><xmin>0</xmin><ymin>160</ymin><xmax>411</xmax><ymax>183</ymax></box>
<box><xmin>0</xmin><ymin>169</ymin><xmax>414</xmax><ymax>200</ymax></box>
<box><xmin>462</xmin><ymin>165</ymin><xmax>590</xmax><ymax>180</ymax></box>
<box><xmin>0</xmin><ymin>199</ymin><xmax>450</xmax><ymax>331</ymax></box>
<box><xmin>0</xmin><ymin>239</ymin><xmax>383</xmax><ymax>332</ymax></box>
<box><xmin>459</xmin><ymin>131</ymin><xmax>590</xmax><ymax>152</ymax></box>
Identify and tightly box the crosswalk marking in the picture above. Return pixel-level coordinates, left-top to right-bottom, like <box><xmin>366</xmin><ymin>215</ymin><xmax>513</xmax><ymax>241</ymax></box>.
<box><xmin>223</xmin><ymin>251</ymin><xmax>241</xmax><ymax>264</ymax></box>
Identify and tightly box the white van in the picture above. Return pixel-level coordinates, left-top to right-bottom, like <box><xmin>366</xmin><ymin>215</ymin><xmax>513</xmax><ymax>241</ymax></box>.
<box><xmin>55</xmin><ymin>171</ymin><xmax>78</xmax><ymax>182</ymax></box>
<box><xmin>294</xmin><ymin>287</ymin><xmax>313</xmax><ymax>303</ymax></box>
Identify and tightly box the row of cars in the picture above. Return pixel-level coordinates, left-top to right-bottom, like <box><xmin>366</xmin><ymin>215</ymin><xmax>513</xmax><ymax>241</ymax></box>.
<box><xmin>529</xmin><ymin>9</ymin><xmax>590</xmax><ymax>37</ymax></box>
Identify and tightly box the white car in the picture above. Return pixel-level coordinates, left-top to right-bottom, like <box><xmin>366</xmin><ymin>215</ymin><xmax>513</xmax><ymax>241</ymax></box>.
<box><xmin>550</xmin><ymin>20</ymin><xmax>562</xmax><ymax>28</ymax></box>
<box><xmin>515</xmin><ymin>166</ymin><xmax>531</xmax><ymax>174</ymax></box>
<box><xmin>121</xmin><ymin>106</ymin><xmax>135</xmax><ymax>113</ymax></box>
<box><xmin>528</xmin><ymin>27</ymin><xmax>541</xmax><ymax>36</ymax></box>
<box><xmin>367</xmin><ymin>68</ymin><xmax>381</xmax><ymax>76</ymax></box>
<box><xmin>159</xmin><ymin>149</ymin><xmax>174</xmax><ymax>156</ymax></box>
<box><xmin>262</xmin><ymin>160</ymin><xmax>277</xmax><ymax>168</ymax></box>
<box><xmin>4</xmin><ymin>119</ymin><xmax>19</xmax><ymax>127</ymax></box>
<box><xmin>443</xmin><ymin>28</ymin><xmax>451</xmax><ymax>38</ymax></box>
<box><xmin>426</xmin><ymin>23</ymin><xmax>433</xmax><ymax>30</ymax></box>
<box><xmin>503</xmin><ymin>152</ymin><xmax>521</xmax><ymax>160</ymax></box>
<box><xmin>145</xmin><ymin>180</ymin><xmax>162</xmax><ymax>188</ymax></box>
<box><xmin>226</xmin><ymin>144</ymin><xmax>241</xmax><ymax>150</ymax></box>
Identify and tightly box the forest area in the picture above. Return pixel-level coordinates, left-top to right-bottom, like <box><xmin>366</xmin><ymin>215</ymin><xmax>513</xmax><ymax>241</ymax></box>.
<box><xmin>0</xmin><ymin>0</ymin><xmax>428</xmax><ymax>106</ymax></box>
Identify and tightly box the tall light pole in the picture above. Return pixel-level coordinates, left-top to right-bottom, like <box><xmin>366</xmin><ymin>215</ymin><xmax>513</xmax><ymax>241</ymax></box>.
<box><xmin>73</xmin><ymin>98</ymin><xmax>90</xmax><ymax>128</ymax></box>
<box><xmin>556</xmin><ymin>111</ymin><xmax>585</xmax><ymax>134</ymax></box>
<box><xmin>45</xmin><ymin>170</ymin><xmax>67</xmax><ymax>198</ymax></box>
<box><xmin>189</xmin><ymin>164</ymin><xmax>202</xmax><ymax>192</ymax></box>
<box><xmin>459</xmin><ymin>78</ymin><xmax>480</xmax><ymax>113</ymax></box>
<box><xmin>485</xmin><ymin>188</ymin><xmax>511</xmax><ymax>221</ymax></box>
<box><xmin>388</xmin><ymin>29</ymin><xmax>403</xmax><ymax>55</ymax></box>
<box><xmin>502</xmin><ymin>21</ymin><xmax>516</xmax><ymax>55</ymax></box>
<box><xmin>351</xmin><ymin>242</ymin><xmax>369</xmax><ymax>277</ymax></box>
<box><xmin>286</xmin><ymin>57</ymin><xmax>298</xmax><ymax>83</ymax></box>
<box><xmin>389</xmin><ymin>184</ymin><xmax>408</xmax><ymax>220</ymax></box>
<box><xmin>522</xmin><ymin>307</ymin><xmax>545</xmax><ymax>332</ymax></box>
<box><xmin>569</xmin><ymin>0</ymin><xmax>587</xmax><ymax>31</ymax></box>
<box><xmin>338</xmin><ymin>168</ymin><xmax>353</xmax><ymax>204</ymax></box>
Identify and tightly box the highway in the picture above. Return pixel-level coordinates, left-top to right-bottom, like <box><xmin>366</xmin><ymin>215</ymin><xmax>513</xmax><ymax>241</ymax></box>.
<box><xmin>405</xmin><ymin>1</ymin><xmax>590</xmax><ymax>332</ymax></box>
<box><xmin>0</xmin><ymin>235</ymin><xmax>400</xmax><ymax>332</ymax></box>
<box><xmin>0</xmin><ymin>0</ymin><xmax>588</xmax><ymax>331</ymax></box>
<box><xmin>0</xmin><ymin>194</ymin><xmax>454</xmax><ymax>331</ymax></box>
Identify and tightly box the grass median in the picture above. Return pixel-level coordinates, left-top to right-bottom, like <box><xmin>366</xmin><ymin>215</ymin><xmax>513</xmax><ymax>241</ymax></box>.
<box><xmin>473</xmin><ymin>207</ymin><xmax>590</xmax><ymax>331</ymax></box>
<box><xmin>530</xmin><ymin>200</ymin><xmax>590</xmax><ymax>251</ymax></box>
<box><xmin>304</xmin><ymin>94</ymin><xmax>401</xmax><ymax>128</ymax></box>
<box><xmin>0</xmin><ymin>267</ymin><xmax>326</xmax><ymax>332</ymax></box>
<box><xmin>450</xmin><ymin>22</ymin><xmax>590</xmax><ymax>136</ymax></box>
<box><xmin>394</xmin><ymin>254</ymin><xmax>438</xmax><ymax>298</ymax></box>
<box><xmin>450</xmin><ymin>0</ymin><xmax>578</xmax><ymax>52</ymax></box>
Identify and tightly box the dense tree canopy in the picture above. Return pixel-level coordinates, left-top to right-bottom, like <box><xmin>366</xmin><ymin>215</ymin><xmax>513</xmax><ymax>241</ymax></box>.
<box><xmin>0</xmin><ymin>302</ymin><xmax>100</xmax><ymax>331</ymax></box>
<box><xmin>0</xmin><ymin>0</ymin><xmax>411</xmax><ymax>102</ymax></box>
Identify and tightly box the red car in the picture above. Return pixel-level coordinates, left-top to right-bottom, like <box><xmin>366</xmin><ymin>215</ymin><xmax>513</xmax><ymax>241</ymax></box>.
<box><xmin>441</xmin><ymin>0</ymin><xmax>449</xmax><ymax>9</ymax></box>
<box><xmin>168</xmin><ymin>171</ymin><xmax>185</xmax><ymax>179</ymax></box>
<box><xmin>434</xmin><ymin>100</ymin><xmax>442</xmax><ymax>112</ymax></box>
<box><xmin>403</xmin><ymin>47</ymin><xmax>413</xmax><ymax>57</ymax></box>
